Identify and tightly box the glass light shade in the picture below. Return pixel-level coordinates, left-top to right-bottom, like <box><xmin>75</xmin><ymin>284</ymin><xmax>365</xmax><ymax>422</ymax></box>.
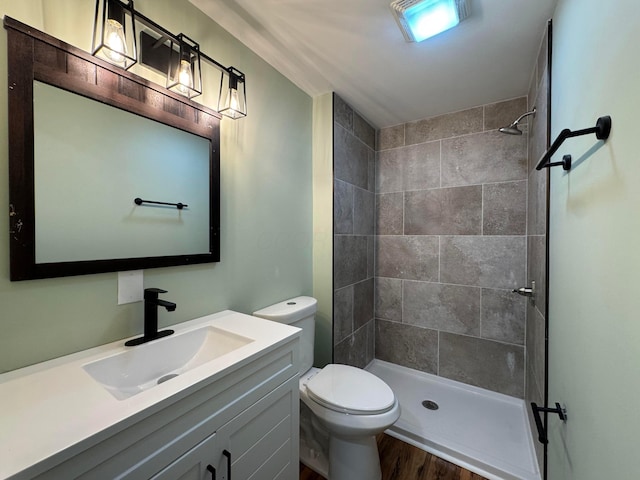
<box><xmin>391</xmin><ymin>0</ymin><xmax>468</xmax><ymax>43</ymax></box>
<box><xmin>92</xmin><ymin>0</ymin><xmax>137</xmax><ymax>69</ymax></box>
<box><xmin>218</xmin><ymin>68</ymin><xmax>247</xmax><ymax>119</ymax></box>
<box><xmin>167</xmin><ymin>34</ymin><xmax>202</xmax><ymax>99</ymax></box>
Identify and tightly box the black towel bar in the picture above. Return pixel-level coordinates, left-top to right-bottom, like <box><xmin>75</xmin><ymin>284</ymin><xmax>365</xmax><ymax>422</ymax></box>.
<box><xmin>134</xmin><ymin>197</ymin><xmax>188</xmax><ymax>210</ymax></box>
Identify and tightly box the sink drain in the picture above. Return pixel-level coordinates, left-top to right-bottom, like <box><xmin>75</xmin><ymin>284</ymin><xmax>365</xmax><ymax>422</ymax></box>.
<box><xmin>157</xmin><ymin>373</ymin><xmax>179</xmax><ymax>385</ymax></box>
<box><xmin>422</xmin><ymin>400</ymin><xmax>439</xmax><ymax>410</ymax></box>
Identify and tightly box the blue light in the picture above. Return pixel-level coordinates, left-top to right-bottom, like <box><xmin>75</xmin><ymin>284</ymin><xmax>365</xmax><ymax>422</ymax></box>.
<box><xmin>404</xmin><ymin>0</ymin><xmax>460</xmax><ymax>42</ymax></box>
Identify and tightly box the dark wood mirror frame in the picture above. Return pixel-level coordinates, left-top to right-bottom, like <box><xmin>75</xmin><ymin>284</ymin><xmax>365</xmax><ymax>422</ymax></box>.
<box><xmin>5</xmin><ymin>17</ymin><xmax>221</xmax><ymax>281</ymax></box>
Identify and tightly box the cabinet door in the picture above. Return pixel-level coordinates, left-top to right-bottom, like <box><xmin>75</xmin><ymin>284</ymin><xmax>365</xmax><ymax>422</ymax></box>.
<box><xmin>216</xmin><ymin>376</ymin><xmax>299</xmax><ymax>480</ymax></box>
<box><xmin>151</xmin><ymin>432</ymin><xmax>219</xmax><ymax>480</ymax></box>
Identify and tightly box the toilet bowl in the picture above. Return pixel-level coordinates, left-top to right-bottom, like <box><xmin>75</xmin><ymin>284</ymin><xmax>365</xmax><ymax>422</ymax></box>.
<box><xmin>253</xmin><ymin>296</ymin><xmax>400</xmax><ymax>480</ymax></box>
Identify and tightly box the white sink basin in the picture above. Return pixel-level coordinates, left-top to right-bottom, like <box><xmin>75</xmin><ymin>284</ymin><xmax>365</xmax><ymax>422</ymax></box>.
<box><xmin>83</xmin><ymin>326</ymin><xmax>254</xmax><ymax>400</ymax></box>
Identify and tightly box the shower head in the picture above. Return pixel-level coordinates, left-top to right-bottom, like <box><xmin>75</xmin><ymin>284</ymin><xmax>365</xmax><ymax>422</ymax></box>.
<box><xmin>499</xmin><ymin>107</ymin><xmax>537</xmax><ymax>135</ymax></box>
<box><xmin>499</xmin><ymin>125</ymin><xmax>524</xmax><ymax>135</ymax></box>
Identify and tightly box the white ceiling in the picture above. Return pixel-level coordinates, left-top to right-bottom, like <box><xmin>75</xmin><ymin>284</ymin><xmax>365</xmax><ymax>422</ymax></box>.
<box><xmin>189</xmin><ymin>0</ymin><xmax>558</xmax><ymax>128</ymax></box>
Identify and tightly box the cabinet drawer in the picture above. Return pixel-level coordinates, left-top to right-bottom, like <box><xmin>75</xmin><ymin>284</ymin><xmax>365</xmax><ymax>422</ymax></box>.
<box><xmin>38</xmin><ymin>340</ymin><xmax>298</xmax><ymax>480</ymax></box>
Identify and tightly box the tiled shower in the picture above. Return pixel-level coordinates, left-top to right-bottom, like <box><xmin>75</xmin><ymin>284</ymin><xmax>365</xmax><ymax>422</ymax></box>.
<box><xmin>374</xmin><ymin>99</ymin><xmax>529</xmax><ymax>398</ymax></box>
<box><xmin>334</xmin><ymin>93</ymin><xmax>533</xmax><ymax>397</ymax></box>
<box><xmin>333</xmin><ymin>64</ymin><xmax>547</xmax><ymax>395</ymax></box>
<box><xmin>332</xmin><ymin>25</ymin><xmax>549</xmax><ymax>474</ymax></box>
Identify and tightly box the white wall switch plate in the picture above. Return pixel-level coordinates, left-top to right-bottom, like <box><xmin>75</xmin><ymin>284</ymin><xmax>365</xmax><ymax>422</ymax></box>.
<box><xmin>118</xmin><ymin>270</ymin><xmax>143</xmax><ymax>305</ymax></box>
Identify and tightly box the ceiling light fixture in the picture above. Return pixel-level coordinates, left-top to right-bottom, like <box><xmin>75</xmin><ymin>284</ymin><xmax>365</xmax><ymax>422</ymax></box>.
<box><xmin>390</xmin><ymin>0</ymin><xmax>470</xmax><ymax>43</ymax></box>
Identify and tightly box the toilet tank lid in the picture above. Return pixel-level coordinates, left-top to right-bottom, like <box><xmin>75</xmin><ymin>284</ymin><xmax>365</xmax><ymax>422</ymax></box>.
<box><xmin>252</xmin><ymin>296</ymin><xmax>317</xmax><ymax>324</ymax></box>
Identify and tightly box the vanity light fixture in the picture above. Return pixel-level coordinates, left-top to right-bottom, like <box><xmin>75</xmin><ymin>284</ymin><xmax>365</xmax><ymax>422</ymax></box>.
<box><xmin>166</xmin><ymin>34</ymin><xmax>202</xmax><ymax>99</ymax></box>
<box><xmin>91</xmin><ymin>0</ymin><xmax>247</xmax><ymax>118</ymax></box>
<box><xmin>390</xmin><ymin>0</ymin><xmax>470</xmax><ymax>43</ymax></box>
<box><xmin>218</xmin><ymin>68</ymin><xmax>247</xmax><ymax>119</ymax></box>
<box><xmin>92</xmin><ymin>0</ymin><xmax>137</xmax><ymax>69</ymax></box>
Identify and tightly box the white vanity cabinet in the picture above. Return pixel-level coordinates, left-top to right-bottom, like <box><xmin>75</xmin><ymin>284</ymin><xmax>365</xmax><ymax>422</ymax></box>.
<box><xmin>23</xmin><ymin>337</ymin><xmax>299</xmax><ymax>480</ymax></box>
<box><xmin>153</xmin><ymin>377</ymin><xmax>297</xmax><ymax>480</ymax></box>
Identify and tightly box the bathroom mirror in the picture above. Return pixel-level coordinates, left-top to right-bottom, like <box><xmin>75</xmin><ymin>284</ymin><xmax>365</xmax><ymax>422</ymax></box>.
<box><xmin>5</xmin><ymin>17</ymin><xmax>221</xmax><ymax>281</ymax></box>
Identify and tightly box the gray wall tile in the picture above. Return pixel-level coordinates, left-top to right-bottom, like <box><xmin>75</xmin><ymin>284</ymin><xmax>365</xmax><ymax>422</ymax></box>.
<box><xmin>527</xmin><ymin>166</ymin><xmax>547</xmax><ymax>236</ymax></box>
<box><xmin>439</xmin><ymin>332</ymin><xmax>525</xmax><ymax>398</ymax></box>
<box><xmin>354</xmin><ymin>278</ymin><xmax>374</xmax><ymax>330</ymax></box>
<box><xmin>376</xmin><ymin>193</ymin><xmax>404</xmax><ymax>235</ymax></box>
<box><xmin>366</xmin><ymin>320</ymin><xmax>375</xmax><ymax>366</ymax></box>
<box><xmin>334</xmin><ymin>179</ymin><xmax>353</xmax><ymax>234</ymax></box>
<box><xmin>376</xmin><ymin>235</ymin><xmax>439</xmax><ymax>281</ymax></box>
<box><xmin>332</xmin><ymin>95</ymin><xmax>377</xmax><ymax>371</ymax></box>
<box><xmin>529</xmin><ymin>68</ymin><xmax>548</xmax><ymax>173</ymax></box>
<box><xmin>403</xmin><ymin>281</ymin><xmax>480</xmax><ymax>336</ymax></box>
<box><xmin>354</xmin><ymin>187</ymin><xmax>374</xmax><ymax>235</ymax></box>
<box><xmin>441</xmin><ymin>131</ymin><xmax>527</xmax><ymax>187</ymax></box>
<box><xmin>526</xmin><ymin>302</ymin><xmax>546</xmax><ymax>399</ymax></box>
<box><xmin>376</xmin><ymin>142</ymin><xmax>440</xmax><ymax>193</ymax></box>
<box><xmin>527</xmin><ymin>234</ymin><xmax>546</xmax><ymax>311</ymax></box>
<box><xmin>440</xmin><ymin>236</ymin><xmax>526</xmax><ymax>289</ymax></box>
<box><xmin>360</xmin><ymin>95</ymin><xmax>537</xmax><ymax>400</ymax></box>
<box><xmin>368</xmin><ymin>149</ymin><xmax>376</xmax><ymax>192</ymax></box>
<box><xmin>354</xmin><ymin>111</ymin><xmax>376</xmax><ymax>150</ymax></box>
<box><xmin>483</xmin><ymin>181</ymin><xmax>527</xmax><ymax>235</ymax></box>
<box><xmin>484</xmin><ymin>97</ymin><xmax>528</xmax><ymax>131</ymax></box>
<box><xmin>405</xmin><ymin>186</ymin><xmax>482</xmax><ymax>235</ymax></box>
<box><xmin>334</xmin><ymin>235</ymin><xmax>368</xmax><ymax>288</ymax></box>
<box><xmin>375</xmin><ymin>277</ymin><xmax>402</xmax><ymax>321</ymax></box>
<box><xmin>378</xmin><ymin>124</ymin><xmax>404</xmax><ymax>150</ymax></box>
<box><xmin>334</xmin><ymin>122</ymin><xmax>369</xmax><ymax>189</ymax></box>
<box><xmin>367</xmin><ymin>235</ymin><xmax>375</xmax><ymax>278</ymax></box>
<box><xmin>405</xmin><ymin>107</ymin><xmax>483</xmax><ymax>145</ymax></box>
<box><xmin>333</xmin><ymin>286</ymin><xmax>353</xmax><ymax>345</ymax></box>
<box><xmin>481</xmin><ymin>288</ymin><xmax>526</xmax><ymax>344</ymax></box>
<box><xmin>333</xmin><ymin>93</ymin><xmax>352</xmax><ymax>131</ymax></box>
<box><xmin>528</xmin><ymin>70</ymin><xmax>537</xmax><ymax>120</ymax></box>
<box><xmin>375</xmin><ymin>320</ymin><xmax>438</xmax><ymax>373</ymax></box>
<box><xmin>536</xmin><ymin>28</ymin><xmax>549</xmax><ymax>91</ymax></box>
<box><xmin>335</xmin><ymin>321</ymin><xmax>371</xmax><ymax>368</ymax></box>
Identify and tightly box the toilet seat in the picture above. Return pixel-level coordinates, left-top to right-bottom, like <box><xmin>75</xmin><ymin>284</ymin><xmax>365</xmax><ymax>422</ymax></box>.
<box><xmin>306</xmin><ymin>364</ymin><xmax>396</xmax><ymax>415</ymax></box>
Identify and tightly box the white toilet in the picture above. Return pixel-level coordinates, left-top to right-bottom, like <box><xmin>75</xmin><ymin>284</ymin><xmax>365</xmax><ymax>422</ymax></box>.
<box><xmin>253</xmin><ymin>296</ymin><xmax>400</xmax><ymax>480</ymax></box>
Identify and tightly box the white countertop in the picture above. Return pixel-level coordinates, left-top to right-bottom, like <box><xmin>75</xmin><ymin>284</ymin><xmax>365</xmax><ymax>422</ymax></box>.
<box><xmin>0</xmin><ymin>311</ymin><xmax>300</xmax><ymax>480</ymax></box>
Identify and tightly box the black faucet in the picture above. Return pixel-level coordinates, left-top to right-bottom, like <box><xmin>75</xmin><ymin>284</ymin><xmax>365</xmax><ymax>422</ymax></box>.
<box><xmin>125</xmin><ymin>288</ymin><xmax>176</xmax><ymax>346</ymax></box>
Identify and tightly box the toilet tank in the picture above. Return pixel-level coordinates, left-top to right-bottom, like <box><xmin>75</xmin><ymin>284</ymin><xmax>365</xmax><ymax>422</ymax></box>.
<box><xmin>253</xmin><ymin>296</ymin><xmax>317</xmax><ymax>374</ymax></box>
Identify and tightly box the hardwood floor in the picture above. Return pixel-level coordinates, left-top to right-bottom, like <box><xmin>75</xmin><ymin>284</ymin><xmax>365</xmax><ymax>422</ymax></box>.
<box><xmin>299</xmin><ymin>433</ymin><xmax>488</xmax><ymax>480</ymax></box>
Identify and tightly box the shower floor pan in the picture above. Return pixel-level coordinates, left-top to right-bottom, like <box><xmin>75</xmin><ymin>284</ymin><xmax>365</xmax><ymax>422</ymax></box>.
<box><xmin>366</xmin><ymin>360</ymin><xmax>541</xmax><ymax>480</ymax></box>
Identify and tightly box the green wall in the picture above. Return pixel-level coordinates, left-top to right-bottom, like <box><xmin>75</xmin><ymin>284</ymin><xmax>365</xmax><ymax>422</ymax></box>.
<box><xmin>0</xmin><ymin>0</ymin><xmax>313</xmax><ymax>373</ymax></box>
<box><xmin>548</xmin><ymin>0</ymin><xmax>639</xmax><ymax>478</ymax></box>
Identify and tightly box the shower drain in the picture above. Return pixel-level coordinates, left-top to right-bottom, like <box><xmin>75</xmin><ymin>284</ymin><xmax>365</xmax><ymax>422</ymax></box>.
<box><xmin>422</xmin><ymin>400</ymin><xmax>439</xmax><ymax>411</ymax></box>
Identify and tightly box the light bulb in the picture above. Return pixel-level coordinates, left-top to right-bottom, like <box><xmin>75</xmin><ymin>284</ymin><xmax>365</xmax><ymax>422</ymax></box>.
<box><xmin>177</xmin><ymin>60</ymin><xmax>193</xmax><ymax>94</ymax></box>
<box><xmin>229</xmin><ymin>87</ymin><xmax>240</xmax><ymax>112</ymax></box>
<box><xmin>104</xmin><ymin>19</ymin><xmax>127</xmax><ymax>63</ymax></box>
